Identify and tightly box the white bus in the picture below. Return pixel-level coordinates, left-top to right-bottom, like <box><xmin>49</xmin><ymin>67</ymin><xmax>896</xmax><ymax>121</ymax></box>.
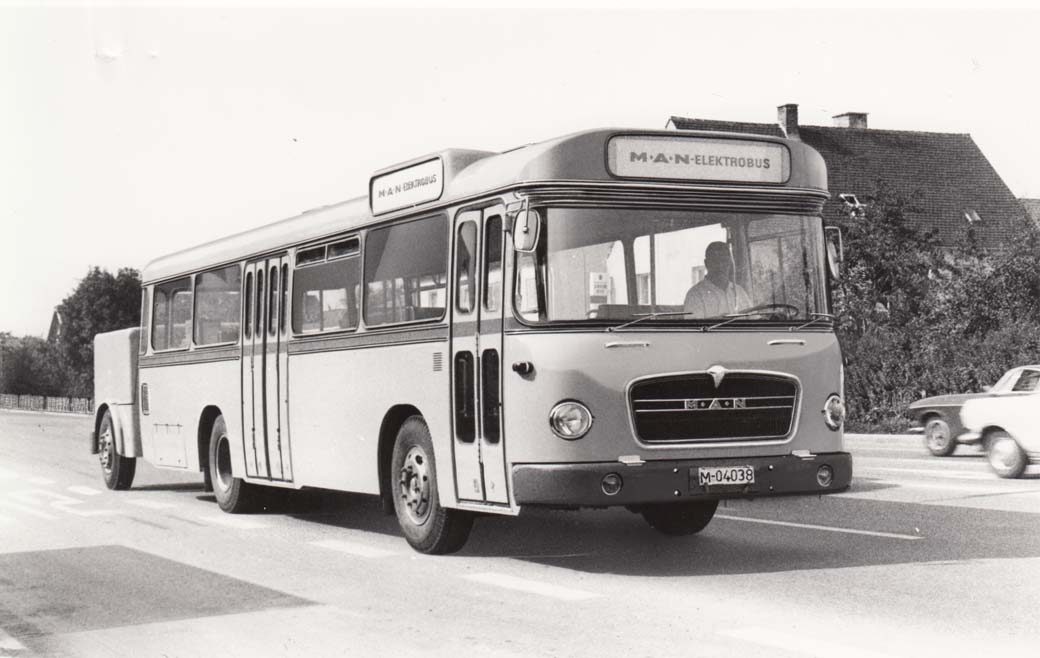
<box><xmin>92</xmin><ymin>128</ymin><xmax>851</xmax><ymax>554</ymax></box>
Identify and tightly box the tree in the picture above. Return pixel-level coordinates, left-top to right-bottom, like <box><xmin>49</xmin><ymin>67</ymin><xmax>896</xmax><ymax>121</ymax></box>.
<box><xmin>55</xmin><ymin>267</ymin><xmax>141</xmax><ymax>397</ymax></box>
<box><xmin>0</xmin><ymin>336</ymin><xmax>66</xmax><ymax>396</ymax></box>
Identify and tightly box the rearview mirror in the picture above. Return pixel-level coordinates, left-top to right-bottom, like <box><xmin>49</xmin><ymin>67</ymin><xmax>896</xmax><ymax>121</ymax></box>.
<box><xmin>512</xmin><ymin>209</ymin><xmax>542</xmax><ymax>253</ymax></box>
<box><xmin>824</xmin><ymin>226</ymin><xmax>844</xmax><ymax>281</ymax></box>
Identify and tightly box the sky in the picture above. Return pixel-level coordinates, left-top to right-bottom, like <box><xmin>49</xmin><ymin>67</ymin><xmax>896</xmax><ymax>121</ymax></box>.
<box><xmin>3</xmin><ymin>5</ymin><xmax>1040</xmax><ymax>337</ymax></box>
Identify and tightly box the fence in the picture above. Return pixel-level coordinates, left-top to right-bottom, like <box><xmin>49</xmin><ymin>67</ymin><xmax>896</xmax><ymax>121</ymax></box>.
<box><xmin>0</xmin><ymin>394</ymin><xmax>93</xmax><ymax>415</ymax></box>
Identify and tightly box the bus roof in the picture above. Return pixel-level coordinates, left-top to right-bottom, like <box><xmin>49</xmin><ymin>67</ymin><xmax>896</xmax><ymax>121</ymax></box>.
<box><xmin>142</xmin><ymin>128</ymin><xmax>826</xmax><ymax>283</ymax></box>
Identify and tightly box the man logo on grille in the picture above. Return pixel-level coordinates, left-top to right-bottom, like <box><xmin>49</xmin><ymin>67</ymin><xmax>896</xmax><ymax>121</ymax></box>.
<box><xmin>684</xmin><ymin>397</ymin><xmax>747</xmax><ymax>410</ymax></box>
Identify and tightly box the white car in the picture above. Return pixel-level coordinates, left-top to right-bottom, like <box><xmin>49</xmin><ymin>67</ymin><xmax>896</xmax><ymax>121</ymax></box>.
<box><xmin>960</xmin><ymin>365</ymin><xmax>1040</xmax><ymax>478</ymax></box>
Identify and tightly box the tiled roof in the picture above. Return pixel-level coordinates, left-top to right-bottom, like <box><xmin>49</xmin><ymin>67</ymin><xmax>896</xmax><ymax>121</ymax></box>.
<box><xmin>669</xmin><ymin>116</ymin><xmax>1026</xmax><ymax>249</ymax></box>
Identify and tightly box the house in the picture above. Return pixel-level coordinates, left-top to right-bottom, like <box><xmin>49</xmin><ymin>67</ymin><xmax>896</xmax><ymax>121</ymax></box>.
<box><xmin>667</xmin><ymin>104</ymin><xmax>1027</xmax><ymax>251</ymax></box>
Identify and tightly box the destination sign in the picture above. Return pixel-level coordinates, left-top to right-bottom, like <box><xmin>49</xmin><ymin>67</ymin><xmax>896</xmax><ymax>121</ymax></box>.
<box><xmin>370</xmin><ymin>158</ymin><xmax>444</xmax><ymax>215</ymax></box>
<box><xmin>607</xmin><ymin>135</ymin><xmax>789</xmax><ymax>184</ymax></box>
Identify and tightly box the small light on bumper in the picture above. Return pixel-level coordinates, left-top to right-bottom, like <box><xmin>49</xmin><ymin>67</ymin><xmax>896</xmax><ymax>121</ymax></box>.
<box><xmin>549</xmin><ymin>401</ymin><xmax>593</xmax><ymax>440</ymax></box>
<box><xmin>601</xmin><ymin>473</ymin><xmax>623</xmax><ymax>496</ymax></box>
<box><xmin>816</xmin><ymin>464</ymin><xmax>834</xmax><ymax>488</ymax></box>
<box><xmin>823</xmin><ymin>394</ymin><xmax>845</xmax><ymax>430</ymax></box>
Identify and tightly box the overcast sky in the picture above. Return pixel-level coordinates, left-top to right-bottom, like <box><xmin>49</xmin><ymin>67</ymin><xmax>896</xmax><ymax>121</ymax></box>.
<box><xmin>3</xmin><ymin>6</ymin><xmax>1039</xmax><ymax>337</ymax></box>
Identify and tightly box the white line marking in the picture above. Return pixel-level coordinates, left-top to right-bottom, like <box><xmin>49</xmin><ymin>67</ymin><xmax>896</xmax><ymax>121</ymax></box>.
<box><xmin>722</xmin><ymin>627</ymin><xmax>902</xmax><ymax>658</ymax></box>
<box><xmin>310</xmin><ymin>539</ymin><xmax>400</xmax><ymax>558</ymax></box>
<box><xmin>0</xmin><ymin>627</ymin><xmax>25</xmax><ymax>651</ymax></box>
<box><xmin>847</xmin><ymin>480</ymin><xmax>1017</xmax><ymax>495</ymax></box>
<box><xmin>196</xmin><ymin>514</ymin><xmax>269</xmax><ymax>530</ymax></box>
<box><xmin>0</xmin><ymin>500</ymin><xmax>59</xmax><ymax>519</ymax></box>
<box><xmin>464</xmin><ymin>572</ymin><xmax>599</xmax><ymax>601</ymax></box>
<box><xmin>67</xmin><ymin>485</ymin><xmax>102</xmax><ymax>496</ymax></box>
<box><xmin>716</xmin><ymin>514</ymin><xmax>923</xmax><ymax>540</ymax></box>
<box><xmin>126</xmin><ymin>499</ymin><xmax>179</xmax><ymax>510</ymax></box>
<box><xmin>25</xmin><ymin>476</ymin><xmax>55</xmax><ymax>485</ymax></box>
<box><xmin>858</xmin><ymin>466</ymin><xmax>993</xmax><ymax>480</ymax></box>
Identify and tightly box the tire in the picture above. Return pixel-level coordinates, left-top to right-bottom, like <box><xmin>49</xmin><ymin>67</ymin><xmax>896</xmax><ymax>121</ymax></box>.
<box><xmin>986</xmin><ymin>430</ymin><xmax>1027</xmax><ymax>479</ymax></box>
<box><xmin>98</xmin><ymin>409</ymin><xmax>136</xmax><ymax>490</ymax></box>
<box><xmin>391</xmin><ymin>416</ymin><xmax>473</xmax><ymax>554</ymax></box>
<box><xmin>641</xmin><ymin>500</ymin><xmax>719</xmax><ymax>536</ymax></box>
<box><xmin>209</xmin><ymin>415</ymin><xmax>258</xmax><ymax>513</ymax></box>
<box><xmin>924</xmin><ymin>416</ymin><xmax>957</xmax><ymax>457</ymax></box>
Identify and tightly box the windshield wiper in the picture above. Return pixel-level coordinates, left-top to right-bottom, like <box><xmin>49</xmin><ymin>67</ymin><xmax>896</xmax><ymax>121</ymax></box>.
<box><xmin>704</xmin><ymin>312</ymin><xmax>759</xmax><ymax>332</ymax></box>
<box><xmin>793</xmin><ymin>312</ymin><xmax>837</xmax><ymax>331</ymax></box>
<box><xmin>606</xmin><ymin>310</ymin><xmax>690</xmax><ymax>332</ymax></box>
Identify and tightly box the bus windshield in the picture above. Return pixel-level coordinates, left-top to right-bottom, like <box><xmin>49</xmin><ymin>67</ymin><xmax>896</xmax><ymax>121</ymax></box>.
<box><xmin>515</xmin><ymin>207</ymin><xmax>828</xmax><ymax>326</ymax></box>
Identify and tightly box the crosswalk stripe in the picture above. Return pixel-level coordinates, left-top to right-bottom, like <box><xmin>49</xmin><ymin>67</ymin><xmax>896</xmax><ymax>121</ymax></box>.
<box><xmin>0</xmin><ymin>626</ymin><xmax>25</xmax><ymax>651</ymax></box>
<box><xmin>722</xmin><ymin>627</ymin><xmax>903</xmax><ymax>658</ymax></box>
<box><xmin>196</xmin><ymin>514</ymin><xmax>268</xmax><ymax>529</ymax></box>
<box><xmin>464</xmin><ymin>572</ymin><xmax>599</xmax><ymax>601</ymax></box>
<box><xmin>67</xmin><ymin>485</ymin><xmax>103</xmax><ymax>496</ymax></box>
<box><xmin>716</xmin><ymin>514</ymin><xmax>923</xmax><ymax>540</ymax></box>
<box><xmin>126</xmin><ymin>499</ymin><xmax>179</xmax><ymax>510</ymax></box>
<box><xmin>0</xmin><ymin>500</ymin><xmax>58</xmax><ymax>520</ymax></box>
<box><xmin>25</xmin><ymin>476</ymin><xmax>55</xmax><ymax>485</ymax></box>
<box><xmin>310</xmin><ymin>539</ymin><xmax>400</xmax><ymax>558</ymax></box>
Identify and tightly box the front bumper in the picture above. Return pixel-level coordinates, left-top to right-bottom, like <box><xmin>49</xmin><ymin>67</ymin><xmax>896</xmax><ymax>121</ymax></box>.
<box><xmin>512</xmin><ymin>452</ymin><xmax>852</xmax><ymax>507</ymax></box>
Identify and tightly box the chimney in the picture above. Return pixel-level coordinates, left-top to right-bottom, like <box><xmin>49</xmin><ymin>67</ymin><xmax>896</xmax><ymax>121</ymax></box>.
<box><xmin>833</xmin><ymin>112</ymin><xmax>868</xmax><ymax>129</ymax></box>
<box><xmin>777</xmin><ymin>103</ymin><xmax>799</xmax><ymax>139</ymax></box>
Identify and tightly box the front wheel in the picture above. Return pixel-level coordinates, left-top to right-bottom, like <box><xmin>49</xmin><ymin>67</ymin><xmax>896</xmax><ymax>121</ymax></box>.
<box><xmin>391</xmin><ymin>416</ymin><xmax>473</xmax><ymax>554</ymax></box>
<box><xmin>641</xmin><ymin>500</ymin><xmax>719</xmax><ymax>536</ymax></box>
<box><xmin>98</xmin><ymin>410</ymin><xmax>135</xmax><ymax>490</ymax></box>
<box><xmin>986</xmin><ymin>431</ymin><xmax>1027</xmax><ymax>479</ymax></box>
<box><xmin>924</xmin><ymin>416</ymin><xmax>957</xmax><ymax>456</ymax></box>
<box><xmin>209</xmin><ymin>415</ymin><xmax>258</xmax><ymax>512</ymax></box>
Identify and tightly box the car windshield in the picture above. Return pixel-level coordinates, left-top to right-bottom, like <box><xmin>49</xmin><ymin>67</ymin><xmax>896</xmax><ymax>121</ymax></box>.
<box><xmin>514</xmin><ymin>206</ymin><xmax>828</xmax><ymax>326</ymax></box>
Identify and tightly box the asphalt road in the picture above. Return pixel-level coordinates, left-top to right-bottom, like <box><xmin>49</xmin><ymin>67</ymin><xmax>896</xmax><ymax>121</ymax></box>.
<box><xmin>1</xmin><ymin>410</ymin><xmax>1038</xmax><ymax>658</ymax></box>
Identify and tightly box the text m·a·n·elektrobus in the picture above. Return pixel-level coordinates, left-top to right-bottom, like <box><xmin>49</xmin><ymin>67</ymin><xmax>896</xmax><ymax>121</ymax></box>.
<box><xmin>92</xmin><ymin>128</ymin><xmax>852</xmax><ymax>554</ymax></box>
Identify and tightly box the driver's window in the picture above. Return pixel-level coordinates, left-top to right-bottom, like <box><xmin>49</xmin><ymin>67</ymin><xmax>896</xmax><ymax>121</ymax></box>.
<box><xmin>632</xmin><ymin>223</ymin><xmax>727</xmax><ymax>309</ymax></box>
<box><xmin>1011</xmin><ymin>369</ymin><xmax>1040</xmax><ymax>392</ymax></box>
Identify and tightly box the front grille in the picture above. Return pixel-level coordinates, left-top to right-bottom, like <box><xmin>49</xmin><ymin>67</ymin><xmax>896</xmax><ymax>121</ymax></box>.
<box><xmin>631</xmin><ymin>373</ymin><xmax>797</xmax><ymax>443</ymax></box>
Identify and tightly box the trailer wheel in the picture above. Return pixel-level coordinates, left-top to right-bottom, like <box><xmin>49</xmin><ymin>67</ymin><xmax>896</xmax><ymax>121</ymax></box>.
<box><xmin>986</xmin><ymin>430</ymin><xmax>1027</xmax><ymax>479</ymax></box>
<box><xmin>209</xmin><ymin>415</ymin><xmax>257</xmax><ymax>513</ymax></box>
<box><xmin>641</xmin><ymin>500</ymin><xmax>718</xmax><ymax>536</ymax></box>
<box><xmin>99</xmin><ymin>409</ymin><xmax>135</xmax><ymax>490</ymax></box>
<box><xmin>924</xmin><ymin>416</ymin><xmax>956</xmax><ymax>456</ymax></box>
<box><xmin>391</xmin><ymin>416</ymin><xmax>473</xmax><ymax>554</ymax></box>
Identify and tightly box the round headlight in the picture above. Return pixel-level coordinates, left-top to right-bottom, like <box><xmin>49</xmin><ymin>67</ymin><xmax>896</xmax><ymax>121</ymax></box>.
<box><xmin>549</xmin><ymin>401</ymin><xmax>593</xmax><ymax>440</ymax></box>
<box><xmin>823</xmin><ymin>394</ymin><xmax>845</xmax><ymax>430</ymax></box>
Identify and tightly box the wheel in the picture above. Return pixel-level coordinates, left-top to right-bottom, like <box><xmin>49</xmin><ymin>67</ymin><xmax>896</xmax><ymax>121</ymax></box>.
<box><xmin>391</xmin><ymin>416</ymin><xmax>473</xmax><ymax>554</ymax></box>
<box><xmin>986</xmin><ymin>431</ymin><xmax>1027</xmax><ymax>479</ymax></box>
<box><xmin>98</xmin><ymin>409</ymin><xmax>135</xmax><ymax>490</ymax></box>
<box><xmin>209</xmin><ymin>415</ymin><xmax>258</xmax><ymax>512</ymax></box>
<box><xmin>924</xmin><ymin>416</ymin><xmax>957</xmax><ymax>456</ymax></box>
<box><xmin>641</xmin><ymin>500</ymin><xmax>719</xmax><ymax>536</ymax></box>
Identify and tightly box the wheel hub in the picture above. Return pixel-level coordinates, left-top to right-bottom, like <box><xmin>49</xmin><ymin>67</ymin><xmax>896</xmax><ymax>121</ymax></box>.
<box><xmin>99</xmin><ymin>427</ymin><xmax>113</xmax><ymax>473</ymax></box>
<box><xmin>926</xmin><ymin>422</ymin><xmax>949</xmax><ymax>450</ymax></box>
<box><xmin>398</xmin><ymin>446</ymin><xmax>432</xmax><ymax>525</ymax></box>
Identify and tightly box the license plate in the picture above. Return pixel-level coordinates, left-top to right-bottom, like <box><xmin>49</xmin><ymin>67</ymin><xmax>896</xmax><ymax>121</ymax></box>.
<box><xmin>697</xmin><ymin>465</ymin><xmax>755</xmax><ymax>487</ymax></box>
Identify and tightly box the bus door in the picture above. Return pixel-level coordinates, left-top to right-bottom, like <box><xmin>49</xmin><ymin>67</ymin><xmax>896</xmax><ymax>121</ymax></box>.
<box><xmin>242</xmin><ymin>256</ymin><xmax>293</xmax><ymax>482</ymax></box>
<box><xmin>450</xmin><ymin>207</ymin><xmax>509</xmax><ymax>504</ymax></box>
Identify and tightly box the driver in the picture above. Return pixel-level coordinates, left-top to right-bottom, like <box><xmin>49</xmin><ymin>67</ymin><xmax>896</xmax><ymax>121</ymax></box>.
<box><xmin>683</xmin><ymin>241</ymin><xmax>751</xmax><ymax>318</ymax></box>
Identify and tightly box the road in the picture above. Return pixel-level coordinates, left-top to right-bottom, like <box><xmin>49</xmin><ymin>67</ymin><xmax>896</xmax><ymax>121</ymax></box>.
<box><xmin>1</xmin><ymin>410</ymin><xmax>1038</xmax><ymax>658</ymax></box>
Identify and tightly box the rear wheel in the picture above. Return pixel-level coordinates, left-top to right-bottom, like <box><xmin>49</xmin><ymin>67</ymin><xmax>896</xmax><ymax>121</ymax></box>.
<box><xmin>641</xmin><ymin>500</ymin><xmax>719</xmax><ymax>536</ymax></box>
<box><xmin>209</xmin><ymin>415</ymin><xmax>258</xmax><ymax>512</ymax></box>
<box><xmin>924</xmin><ymin>416</ymin><xmax>956</xmax><ymax>456</ymax></box>
<box><xmin>391</xmin><ymin>416</ymin><xmax>473</xmax><ymax>554</ymax></box>
<box><xmin>98</xmin><ymin>410</ymin><xmax>135</xmax><ymax>490</ymax></box>
<box><xmin>986</xmin><ymin>430</ymin><xmax>1027</xmax><ymax>479</ymax></box>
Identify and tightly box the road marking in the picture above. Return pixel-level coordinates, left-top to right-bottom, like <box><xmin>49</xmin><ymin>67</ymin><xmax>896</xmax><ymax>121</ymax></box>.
<box><xmin>67</xmin><ymin>485</ymin><xmax>102</xmax><ymax>496</ymax></box>
<box><xmin>0</xmin><ymin>500</ymin><xmax>59</xmax><ymax>520</ymax></box>
<box><xmin>126</xmin><ymin>499</ymin><xmax>179</xmax><ymax>510</ymax></box>
<box><xmin>857</xmin><ymin>466</ymin><xmax>993</xmax><ymax>480</ymax></box>
<box><xmin>196</xmin><ymin>514</ymin><xmax>269</xmax><ymax>530</ymax></box>
<box><xmin>10</xmin><ymin>489</ymin><xmax>119</xmax><ymax>517</ymax></box>
<box><xmin>464</xmin><ymin>572</ymin><xmax>599</xmax><ymax>601</ymax></box>
<box><xmin>310</xmin><ymin>539</ymin><xmax>400</xmax><ymax>558</ymax></box>
<box><xmin>716</xmin><ymin>514</ymin><xmax>923</xmax><ymax>540</ymax></box>
<box><xmin>25</xmin><ymin>476</ymin><xmax>55</xmax><ymax>485</ymax></box>
<box><xmin>722</xmin><ymin>627</ymin><xmax>902</xmax><ymax>658</ymax></box>
<box><xmin>845</xmin><ymin>480</ymin><xmax>1017</xmax><ymax>495</ymax></box>
<box><xmin>0</xmin><ymin>626</ymin><xmax>25</xmax><ymax>651</ymax></box>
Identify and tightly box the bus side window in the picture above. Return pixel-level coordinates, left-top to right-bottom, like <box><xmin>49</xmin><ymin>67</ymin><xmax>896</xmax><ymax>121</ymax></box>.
<box><xmin>291</xmin><ymin>241</ymin><xmax>360</xmax><ymax>334</ymax></box>
<box><xmin>194</xmin><ymin>264</ymin><xmax>242</xmax><ymax>346</ymax></box>
<box><xmin>455</xmin><ymin>221</ymin><xmax>477</xmax><ymax>314</ymax></box>
<box><xmin>483</xmin><ymin>215</ymin><xmax>502</xmax><ymax>312</ymax></box>
<box><xmin>244</xmin><ymin>271</ymin><xmax>253</xmax><ymax>339</ymax></box>
<box><xmin>151</xmin><ymin>277</ymin><xmax>191</xmax><ymax>351</ymax></box>
<box><xmin>256</xmin><ymin>269</ymin><xmax>265</xmax><ymax>336</ymax></box>
<box><xmin>139</xmin><ymin>288</ymin><xmax>150</xmax><ymax>354</ymax></box>
<box><xmin>364</xmin><ymin>215</ymin><xmax>448</xmax><ymax>326</ymax></box>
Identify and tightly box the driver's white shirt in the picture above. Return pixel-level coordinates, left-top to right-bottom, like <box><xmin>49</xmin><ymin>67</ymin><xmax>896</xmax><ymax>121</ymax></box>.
<box><xmin>683</xmin><ymin>278</ymin><xmax>752</xmax><ymax>318</ymax></box>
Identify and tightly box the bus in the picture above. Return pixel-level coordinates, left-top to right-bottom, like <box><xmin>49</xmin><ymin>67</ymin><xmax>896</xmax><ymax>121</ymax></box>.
<box><xmin>92</xmin><ymin>128</ymin><xmax>851</xmax><ymax>554</ymax></box>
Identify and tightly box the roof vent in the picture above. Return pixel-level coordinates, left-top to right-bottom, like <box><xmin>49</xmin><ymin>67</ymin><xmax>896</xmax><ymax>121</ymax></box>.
<box><xmin>964</xmin><ymin>208</ymin><xmax>983</xmax><ymax>225</ymax></box>
<box><xmin>833</xmin><ymin>112</ymin><xmax>869</xmax><ymax>129</ymax></box>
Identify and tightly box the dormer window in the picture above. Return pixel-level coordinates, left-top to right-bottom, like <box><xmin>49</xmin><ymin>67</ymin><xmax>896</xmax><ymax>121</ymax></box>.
<box><xmin>839</xmin><ymin>193</ymin><xmax>866</xmax><ymax>217</ymax></box>
<box><xmin>964</xmin><ymin>208</ymin><xmax>983</xmax><ymax>225</ymax></box>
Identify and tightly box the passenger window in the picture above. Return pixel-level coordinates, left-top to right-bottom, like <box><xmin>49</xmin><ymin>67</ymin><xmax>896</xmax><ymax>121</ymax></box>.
<box><xmin>364</xmin><ymin>216</ymin><xmax>448</xmax><ymax>326</ymax></box>
<box><xmin>268</xmin><ymin>265</ymin><xmax>278</xmax><ymax>337</ymax></box>
<box><xmin>244</xmin><ymin>272</ymin><xmax>253</xmax><ymax>339</ymax></box>
<box><xmin>151</xmin><ymin>277</ymin><xmax>192</xmax><ymax>351</ymax></box>
<box><xmin>292</xmin><ymin>239</ymin><xmax>361</xmax><ymax>333</ymax></box>
<box><xmin>256</xmin><ymin>270</ymin><xmax>265</xmax><ymax>335</ymax></box>
<box><xmin>194</xmin><ymin>265</ymin><xmax>241</xmax><ymax>346</ymax></box>
<box><xmin>455</xmin><ymin>221</ymin><xmax>477</xmax><ymax>314</ymax></box>
<box><xmin>280</xmin><ymin>264</ymin><xmax>288</xmax><ymax>333</ymax></box>
<box><xmin>1012</xmin><ymin>370</ymin><xmax>1040</xmax><ymax>392</ymax></box>
<box><xmin>484</xmin><ymin>216</ymin><xmax>502</xmax><ymax>312</ymax></box>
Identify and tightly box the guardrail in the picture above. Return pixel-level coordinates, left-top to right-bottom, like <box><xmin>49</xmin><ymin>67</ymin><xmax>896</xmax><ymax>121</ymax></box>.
<box><xmin>0</xmin><ymin>394</ymin><xmax>93</xmax><ymax>415</ymax></box>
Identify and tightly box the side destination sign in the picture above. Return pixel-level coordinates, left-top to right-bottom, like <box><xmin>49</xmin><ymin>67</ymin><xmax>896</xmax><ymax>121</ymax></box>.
<box><xmin>371</xmin><ymin>158</ymin><xmax>444</xmax><ymax>215</ymax></box>
<box><xmin>607</xmin><ymin>135</ymin><xmax>789</xmax><ymax>184</ymax></box>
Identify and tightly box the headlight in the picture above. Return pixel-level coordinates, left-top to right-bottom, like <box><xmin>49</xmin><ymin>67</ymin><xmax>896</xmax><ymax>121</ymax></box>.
<box><xmin>823</xmin><ymin>394</ymin><xmax>845</xmax><ymax>430</ymax></box>
<box><xmin>549</xmin><ymin>401</ymin><xmax>593</xmax><ymax>440</ymax></box>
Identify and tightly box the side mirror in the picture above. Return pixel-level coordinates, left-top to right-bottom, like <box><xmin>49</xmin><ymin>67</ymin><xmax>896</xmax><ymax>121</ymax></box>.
<box><xmin>512</xmin><ymin>209</ymin><xmax>542</xmax><ymax>253</ymax></box>
<box><xmin>824</xmin><ymin>226</ymin><xmax>844</xmax><ymax>281</ymax></box>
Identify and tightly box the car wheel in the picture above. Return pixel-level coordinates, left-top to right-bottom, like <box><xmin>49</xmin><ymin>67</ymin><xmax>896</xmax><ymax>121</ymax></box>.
<box><xmin>391</xmin><ymin>416</ymin><xmax>473</xmax><ymax>554</ymax></box>
<box><xmin>986</xmin><ymin>431</ymin><xmax>1027</xmax><ymax>479</ymax></box>
<box><xmin>98</xmin><ymin>409</ymin><xmax>136</xmax><ymax>490</ymax></box>
<box><xmin>924</xmin><ymin>416</ymin><xmax>957</xmax><ymax>456</ymax></box>
<box><xmin>209</xmin><ymin>415</ymin><xmax>258</xmax><ymax>512</ymax></box>
<box><xmin>641</xmin><ymin>500</ymin><xmax>719</xmax><ymax>536</ymax></box>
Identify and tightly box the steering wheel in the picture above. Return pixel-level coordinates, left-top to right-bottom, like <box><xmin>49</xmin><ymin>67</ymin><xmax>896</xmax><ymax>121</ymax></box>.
<box><xmin>735</xmin><ymin>303</ymin><xmax>801</xmax><ymax>319</ymax></box>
